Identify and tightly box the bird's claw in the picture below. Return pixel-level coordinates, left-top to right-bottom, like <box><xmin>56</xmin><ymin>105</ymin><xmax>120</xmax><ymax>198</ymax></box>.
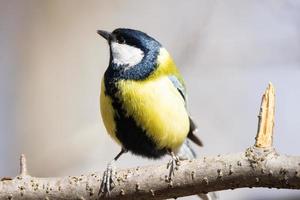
<box><xmin>167</xmin><ymin>154</ymin><xmax>180</xmax><ymax>182</ymax></box>
<box><xmin>99</xmin><ymin>162</ymin><xmax>115</xmax><ymax>197</ymax></box>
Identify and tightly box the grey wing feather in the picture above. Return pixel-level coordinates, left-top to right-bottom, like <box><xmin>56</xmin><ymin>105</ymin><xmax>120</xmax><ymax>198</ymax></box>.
<box><xmin>168</xmin><ymin>75</ymin><xmax>186</xmax><ymax>101</ymax></box>
<box><xmin>168</xmin><ymin>76</ymin><xmax>203</xmax><ymax>147</ymax></box>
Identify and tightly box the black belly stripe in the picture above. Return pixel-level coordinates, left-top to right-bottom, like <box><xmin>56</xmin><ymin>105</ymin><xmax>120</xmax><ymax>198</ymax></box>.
<box><xmin>112</xmin><ymin>97</ymin><xmax>167</xmax><ymax>158</ymax></box>
<box><xmin>104</xmin><ymin>79</ymin><xmax>167</xmax><ymax>159</ymax></box>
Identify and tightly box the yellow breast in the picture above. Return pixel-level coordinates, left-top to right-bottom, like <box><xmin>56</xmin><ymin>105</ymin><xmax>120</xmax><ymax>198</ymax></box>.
<box><xmin>100</xmin><ymin>79</ymin><xmax>121</xmax><ymax>145</ymax></box>
<box><xmin>116</xmin><ymin>77</ymin><xmax>189</xmax><ymax>149</ymax></box>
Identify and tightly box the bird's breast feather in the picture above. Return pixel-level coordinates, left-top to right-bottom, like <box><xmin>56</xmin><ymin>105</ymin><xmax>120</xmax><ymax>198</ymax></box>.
<box><xmin>115</xmin><ymin>77</ymin><xmax>189</xmax><ymax>149</ymax></box>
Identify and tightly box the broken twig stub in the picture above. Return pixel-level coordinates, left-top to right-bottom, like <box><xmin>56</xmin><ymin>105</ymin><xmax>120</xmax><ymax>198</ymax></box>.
<box><xmin>255</xmin><ymin>83</ymin><xmax>275</xmax><ymax>148</ymax></box>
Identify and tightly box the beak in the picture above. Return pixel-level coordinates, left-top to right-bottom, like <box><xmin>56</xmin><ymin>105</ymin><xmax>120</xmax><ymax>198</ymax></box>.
<box><xmin>97</xmin><ymin>30</ymin><xmax>112</xmax><ymax>41</ymax></box>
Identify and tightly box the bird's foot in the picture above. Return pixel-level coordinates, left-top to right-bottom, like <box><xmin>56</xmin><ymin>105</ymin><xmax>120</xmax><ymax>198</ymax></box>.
<box><xmin>98</xmin><ymin>161</ymin><xmax>115</xmax><ymax>197</ymax></box>
<box><xmin>166</xmin><ymin>152</ymin><xmax>180</xmax><ymax>182</ymax></box>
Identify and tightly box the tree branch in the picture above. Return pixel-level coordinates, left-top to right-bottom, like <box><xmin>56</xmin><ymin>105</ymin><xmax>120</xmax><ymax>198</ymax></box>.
<box><xmin>1</xmin><ymin>83</ymin><xmax>299</xmax><ymax>200</ymax></box>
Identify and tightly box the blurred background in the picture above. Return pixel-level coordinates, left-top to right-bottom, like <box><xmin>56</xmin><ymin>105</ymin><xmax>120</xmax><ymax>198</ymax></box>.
<box><xmin>1</xmin><ymin>0</ymin><xmax>300</xmax><ymax>199</ymax></box>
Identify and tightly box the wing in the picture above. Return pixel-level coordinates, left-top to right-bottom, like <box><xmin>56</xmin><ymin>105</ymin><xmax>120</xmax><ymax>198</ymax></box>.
<box><xmin>168</xmin><ymin>75</ymin><xmax>203</xmax><ymax>147</ymax></box>
<box><xmin>168</xmin><ymin>75</ymin><xmax>187</xmax><ymax>101</ymax></box>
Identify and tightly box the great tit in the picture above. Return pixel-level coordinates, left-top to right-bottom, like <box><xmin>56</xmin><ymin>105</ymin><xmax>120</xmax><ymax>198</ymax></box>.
<box><xmin>97</xmin><ymin>28</ymin><xmax>208</xmax><ymax>198</ymax></box>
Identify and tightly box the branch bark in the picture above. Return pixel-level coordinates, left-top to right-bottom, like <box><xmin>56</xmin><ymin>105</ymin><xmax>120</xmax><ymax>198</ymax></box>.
<box><xmin>1</xmin><ymin>83</ymin><xmax>298</xmax><ymax>200</ymax></box>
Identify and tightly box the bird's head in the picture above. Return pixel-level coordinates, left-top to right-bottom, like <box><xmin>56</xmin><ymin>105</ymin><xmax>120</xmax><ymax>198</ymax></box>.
<box><xmin>97</xmin><ymin>28</ymin><xmax>161</xmax><ymax>70</ymax></box>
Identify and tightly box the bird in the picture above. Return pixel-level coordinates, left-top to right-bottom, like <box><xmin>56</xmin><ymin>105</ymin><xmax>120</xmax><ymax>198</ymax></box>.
<box><xmin>97</xmin><ymin>28</ymin><xmax>215</xmax><ymax>199</ymax></box>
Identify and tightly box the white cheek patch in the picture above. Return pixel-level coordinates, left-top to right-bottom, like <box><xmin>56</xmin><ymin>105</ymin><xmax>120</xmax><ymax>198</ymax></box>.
<box><xmin>111</xmin><ymin>42</ymin><xmax>144</xmax><ymax>68</ymax></box>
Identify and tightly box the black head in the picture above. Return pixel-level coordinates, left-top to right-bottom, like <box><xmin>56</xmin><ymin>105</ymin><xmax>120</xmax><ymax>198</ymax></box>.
<box><xmin>98</xmin><ymin>28</ymin><xmax>161</xmax><ymax>52</ymax></box>
<box><xmin>98</xmin><ymin>28</ymin><xmax>162</xmax><ymax>80</ymax></box>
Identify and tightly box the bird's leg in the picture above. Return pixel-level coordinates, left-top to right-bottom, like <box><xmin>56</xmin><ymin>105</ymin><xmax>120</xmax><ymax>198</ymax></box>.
<box><xmin>166</xmin><ymin>150</ymin><xmax>180</xmax><ymax>182</ymax></box>
<box><xmin>98</xmin><ymin>148</ymin><xmax>127</xmax><ymax>197</ymax></box>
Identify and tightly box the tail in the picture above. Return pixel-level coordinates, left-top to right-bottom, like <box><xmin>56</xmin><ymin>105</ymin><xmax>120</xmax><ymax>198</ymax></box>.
<box><xmin>188</xmin><ymin>117</ymin><xmax>203</xmax><ymax>147</ymax></box>
<box><xmin>177</xmin><ymin>140</ymin><xmax>218</xmax><ymax>200</ymax></box>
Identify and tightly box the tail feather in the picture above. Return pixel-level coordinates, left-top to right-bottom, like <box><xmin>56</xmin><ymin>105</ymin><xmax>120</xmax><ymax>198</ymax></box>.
<box><xmin>176</xmin><ymin>140</ymin><xmax>196</xmax><ymax>160</ymax></box>
<box><xmin>188</xmin><ymin>117</ymin><xmax>203</xmax><ymax>147</ymax></box>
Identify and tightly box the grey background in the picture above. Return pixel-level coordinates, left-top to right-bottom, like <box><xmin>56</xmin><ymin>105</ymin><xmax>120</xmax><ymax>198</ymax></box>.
<box><xmin>1</xmin><ymin>0</ymin><xmax>300</xmax><ymax>199</ymax></box>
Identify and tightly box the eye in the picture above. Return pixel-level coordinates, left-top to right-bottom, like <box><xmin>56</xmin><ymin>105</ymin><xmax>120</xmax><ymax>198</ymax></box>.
<box><xmin>117</xmin><ymin>36</ymin><xmax>125</xmax><ymax>44</ymax></box>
